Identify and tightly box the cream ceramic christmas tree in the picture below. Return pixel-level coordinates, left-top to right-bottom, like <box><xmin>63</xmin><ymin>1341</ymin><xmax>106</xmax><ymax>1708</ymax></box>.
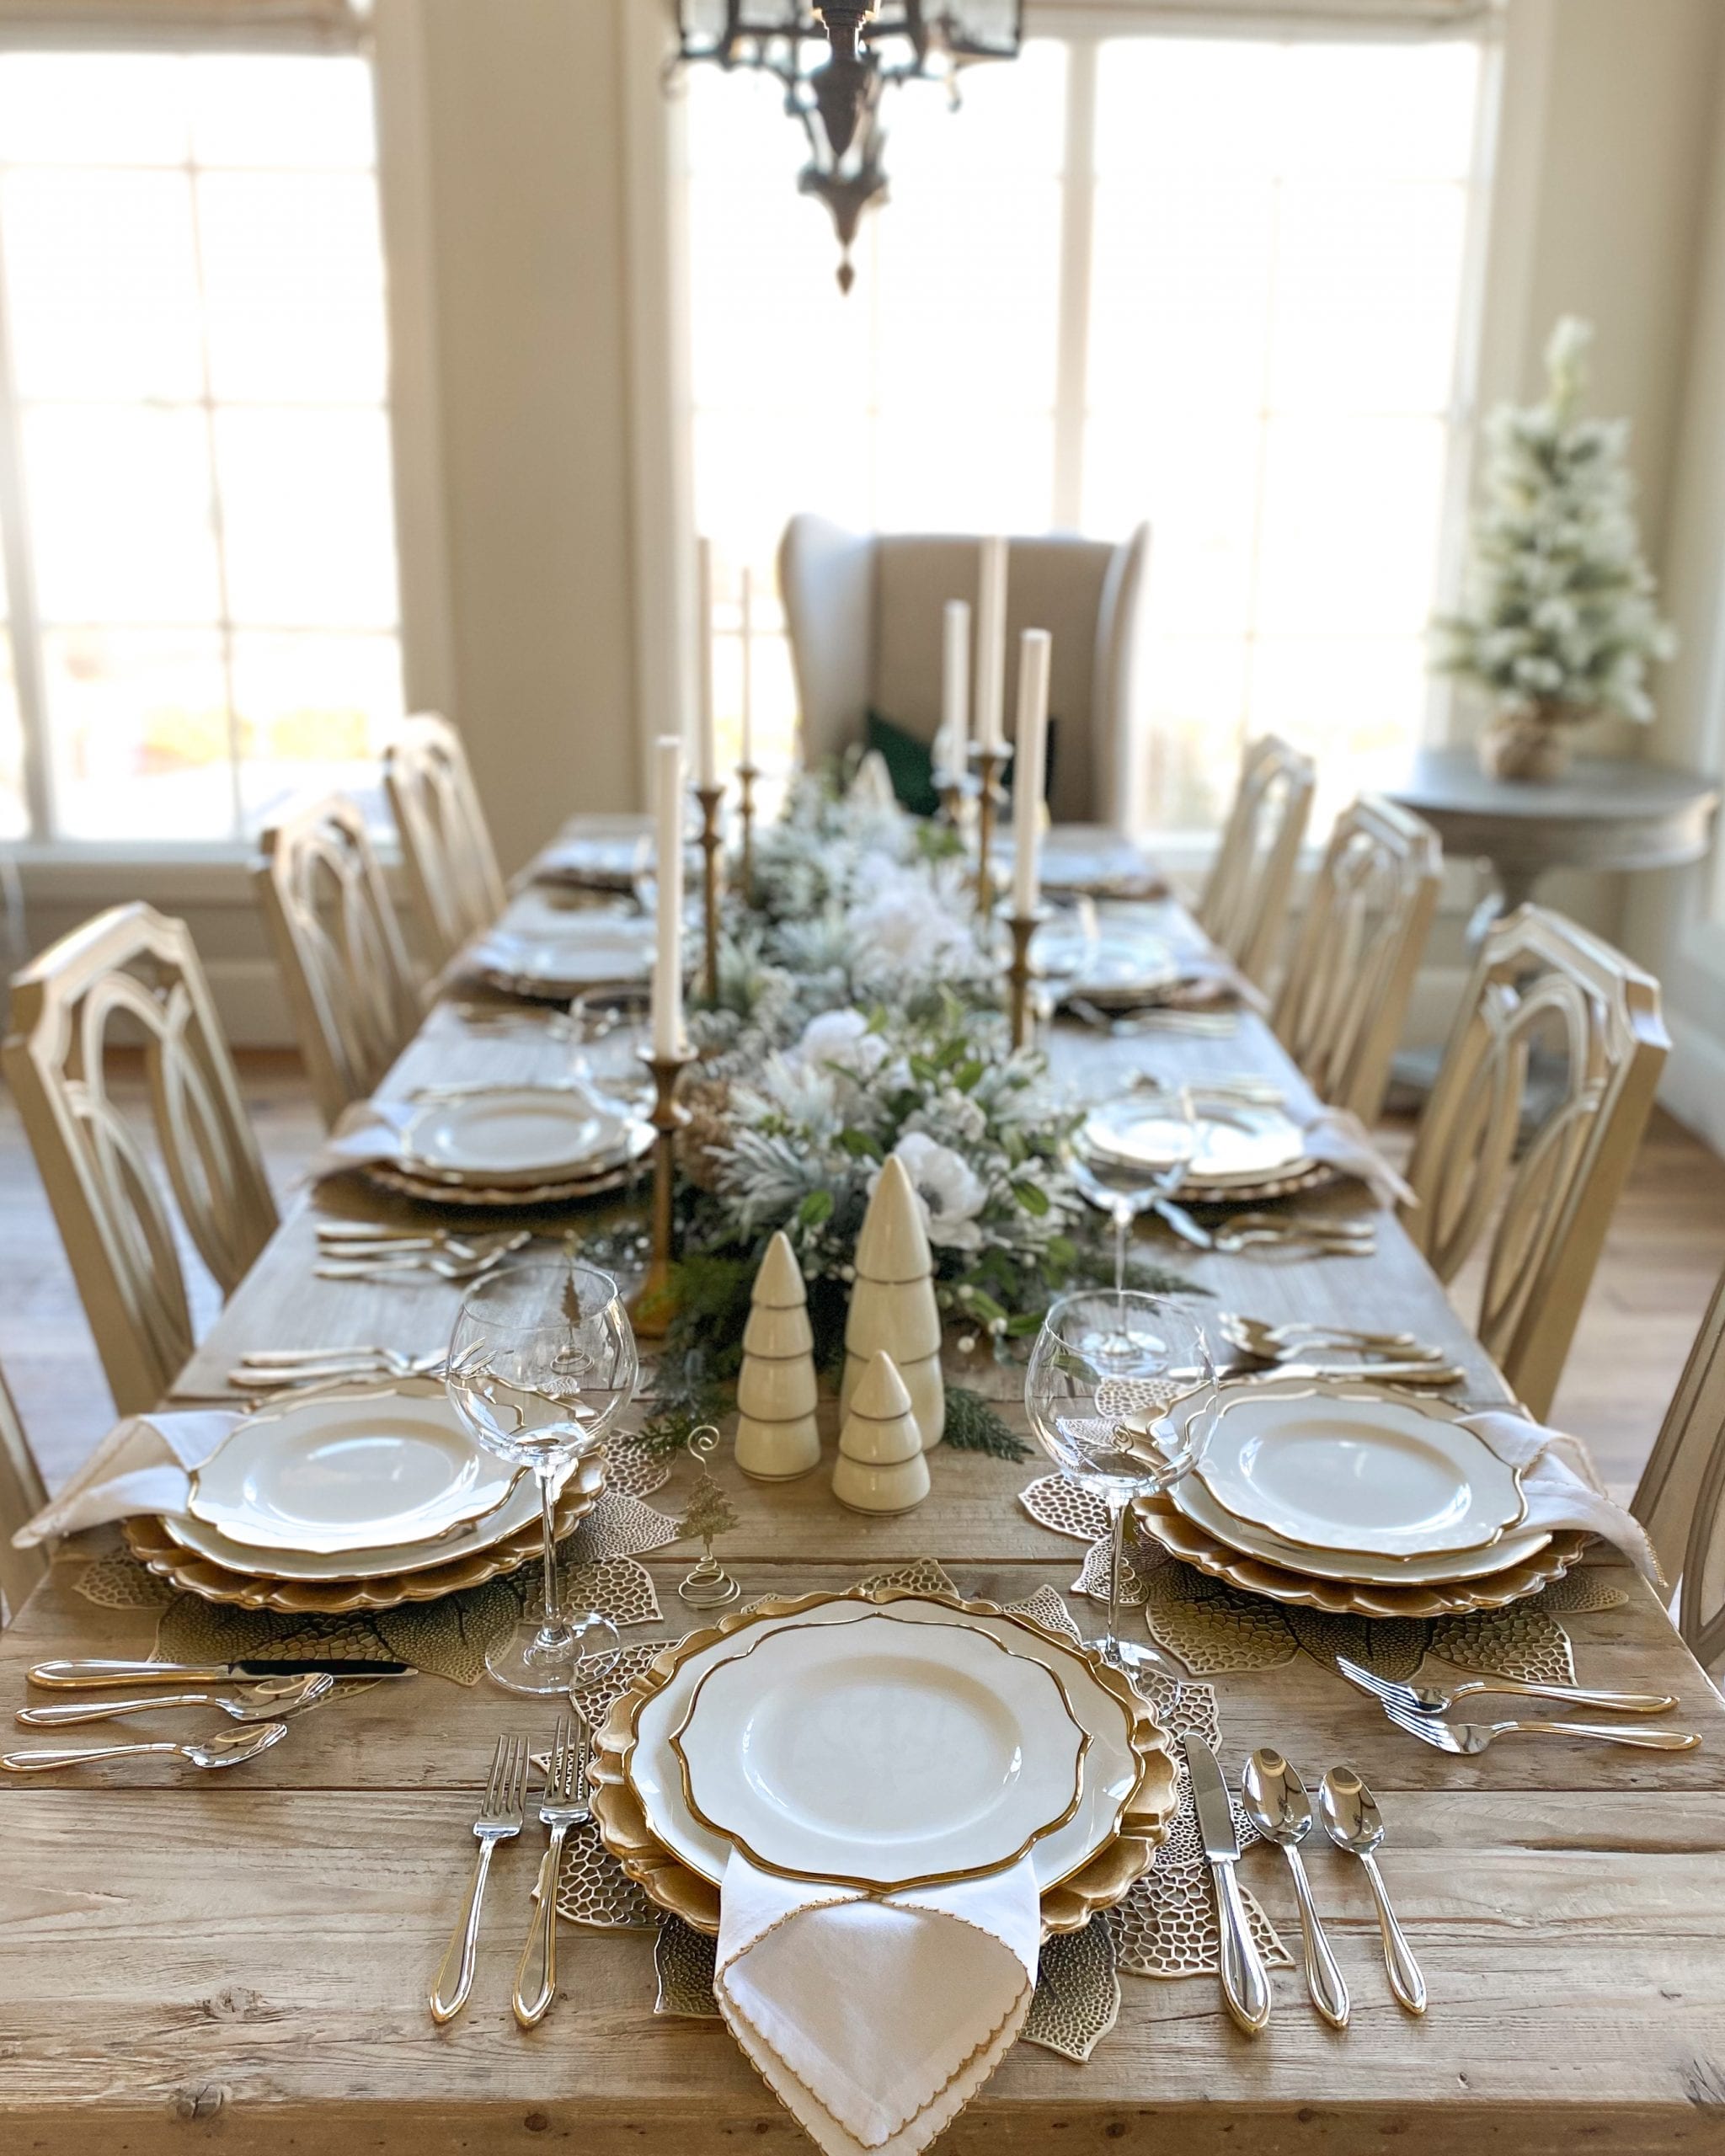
<box><xmin>734</xmin><ymin>1230</ymin><xmax>820</xmax><ymax>1481</ymax></box>
<box><xmin>841</xmin><ymin>1152</ymin><xmax>945</xmax><ymax>1449</ymax></box>
<box><xmin>832</xmin><ymin>1349</ymin><xmax>930</xmax><ymax>1514</ymax></box>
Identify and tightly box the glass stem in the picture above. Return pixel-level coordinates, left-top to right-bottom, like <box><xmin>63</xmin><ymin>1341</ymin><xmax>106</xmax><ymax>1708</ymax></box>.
<box><xmin>1113</xmin><ymin>1199</ymin><xmax>1131</xmax><ymax>1294</ymax></box>
<box><xmin>535</xmin><ymin>1464</ymin><xmax>567</xmax><ymax>1650</ymax></box>
<box><xmin>1104</xmin><ymin>1491</ymin><xmax>1127</xmax><ymax>1662</ymax></box>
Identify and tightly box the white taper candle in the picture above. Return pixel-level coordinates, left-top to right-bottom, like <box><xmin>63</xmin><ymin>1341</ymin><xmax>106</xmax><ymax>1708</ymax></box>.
<box><xmin>696</xmin><ymin>537</ymin><xmax>717</xmax><ymax>789</ymax></box>
<box><xmin>1012</xmin><ymin>627</ymin><xmax>1051</xmax><ymax>920</ymax></box>
<box><xmin>941</xmin><ymin>598</ymin><xmax>969</xmax><ymax>776</ymax></box>
<box><xmin>975</xmin><ymin>536</ymin><xmax>1007</xmax><ymax>753</ymax></box>
<box><xmin>651</xmin><ymin>734</ymin><xmax>686</xmax><ymax>1058</ymax></box>
<box><xmin>739</xmin><ymin>564</ymin><xmax>754</xmax><ymax>770</ymax></box>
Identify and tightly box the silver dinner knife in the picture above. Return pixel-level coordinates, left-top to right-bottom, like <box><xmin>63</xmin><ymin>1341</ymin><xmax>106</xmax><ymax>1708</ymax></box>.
<box><xmin>1183</xmin><ymin>1735</ymin><xmax>1272</xmax><ymax>2035</ymax></box>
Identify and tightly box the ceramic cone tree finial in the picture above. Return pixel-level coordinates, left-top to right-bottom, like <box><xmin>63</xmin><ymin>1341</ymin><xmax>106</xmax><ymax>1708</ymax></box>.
<box><xmin>844</xmin><ymin>1154</ymin><xmax>945</xmax><ymax>1449</ymax></box>
<box><xmin>833</xmin><ymin>1348</ymin><xmax>930</xmax><ymax>1513</ymax></box>
<box><xmin>734</xmin><ymin>1230</ymin><xmax>820</xmax><ymax>1481</ymax></box>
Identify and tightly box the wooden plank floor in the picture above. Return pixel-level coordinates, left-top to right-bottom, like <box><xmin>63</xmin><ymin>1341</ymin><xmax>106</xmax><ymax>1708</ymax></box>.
<box><xmin>1</xmin><ymin>1054</ymin><xmax>1722</xmax><ymax>1499</ymax></box>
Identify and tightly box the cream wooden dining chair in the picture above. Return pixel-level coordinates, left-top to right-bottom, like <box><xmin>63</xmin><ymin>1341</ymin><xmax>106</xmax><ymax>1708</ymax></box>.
<box><xmin>1632</xmin><ymin>1264</ymin><xmax>1725</xmax><ymax>1679</ymax></box>
<box><xmin>1198</xmin><ymin>734</ymin><xmax>1316</xmax><ymax>987</ymax></box>
<box><xmin>3</xmin><ymin>904</ymin><xmax>278</xmax><ymax>1417</ymax></box>
<box><xmin>0</xmin><ymin>1364</ymin><xmax>48</xmax><ymax>1623</ymax></box>
<box><xmin>1272</xmin><ymin>793</ymin><xmax>1442</xmax><ymax>1124</ymax></box>
<box><xmin>383</xmin><ymin>712</ymin><xmax>506</xmax><ymax>968</ymax></box>
<box><xmin>1402</xmin><ymin>905</ymin><xmax>1668</xmax><ymax>1423</ymax></box>
<box><xmin>256</xmin><ymin>792</ymin><xmax>425</xmax><ymax>1128</ymax></box>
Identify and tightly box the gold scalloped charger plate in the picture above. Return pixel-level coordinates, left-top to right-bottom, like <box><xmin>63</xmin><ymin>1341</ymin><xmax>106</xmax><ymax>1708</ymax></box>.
<box><xmin>1131</xmin><ymin>1492</ymin><xmax>1588</xmax><ymax>1619</ymax></box>
<box><xmin>123</xmin><ymin>1450</ymin><xmax>606</xmax><ymax>1613</ymax></box>
<box><xmin>362</xmin><ymin>1128</ymin><xmax>649</xmax><ymax>1210</ymax></box>
<box><xmin>589</xmin><ymin>1587</ymin><xmax>1178</xmax><ymax>1936</ymax></box>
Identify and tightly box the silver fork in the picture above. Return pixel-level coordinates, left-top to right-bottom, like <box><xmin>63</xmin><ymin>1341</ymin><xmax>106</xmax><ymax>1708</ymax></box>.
<box><xmin>430</xmin><ymin>1733</ymin><xmax>529</xmax><ymax>2024</ymax></box>
<box><xmin>1381</xmin><ymin>1700</ymin><xmax>1700</xmax><ymax>1755</ymax></box>
<box><xmin>513</xmin><ymin>1716</ymin><xmax>590</xmax><ymax>2028</ymax></box>
<box><xmin>1337</xmin><ymin>1654</ymin><xmax>1678</xmax><ymax>1718</ymax></box>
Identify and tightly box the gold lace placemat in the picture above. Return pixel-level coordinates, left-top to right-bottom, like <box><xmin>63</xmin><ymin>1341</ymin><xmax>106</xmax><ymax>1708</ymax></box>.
<box><xmin>1019</xmin><ymin>1473</ymin><xmax>1629</xmax><ymax>1684</ymax></box>
<box><xmin>557</xmin><ymin>1557</ymin><xmax>1292</xmax><ymax>2062</ymax></box>
<box><xmin>68</xmin><ymin>1449</ymin><xmax>681</xmax><ymax>1687</ymax></box>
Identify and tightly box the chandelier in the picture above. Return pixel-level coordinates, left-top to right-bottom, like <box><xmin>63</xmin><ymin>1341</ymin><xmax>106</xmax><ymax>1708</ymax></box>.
<box><xmin>672</xmin><ymin>2</ymin><xmax>1024</xmax><ymax>292</ymax></box>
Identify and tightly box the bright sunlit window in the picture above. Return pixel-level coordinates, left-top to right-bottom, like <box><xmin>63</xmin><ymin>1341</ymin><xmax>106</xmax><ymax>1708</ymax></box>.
<box><xmin>0</xmin><ymin>48</ymin><xmax>403</xmax><ymax>846</ymax></box>
<box><xmin>681</xmin><ymin>31</ymin><xmax>1487</xmax><ymax>832</ymax></box>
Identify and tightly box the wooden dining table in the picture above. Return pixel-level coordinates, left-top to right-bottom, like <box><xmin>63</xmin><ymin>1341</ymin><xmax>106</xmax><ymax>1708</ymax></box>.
<box><xmin>3</xmin><ymin>862</ymin><xmax>1724</xmax><ymax>2156</ymax></box>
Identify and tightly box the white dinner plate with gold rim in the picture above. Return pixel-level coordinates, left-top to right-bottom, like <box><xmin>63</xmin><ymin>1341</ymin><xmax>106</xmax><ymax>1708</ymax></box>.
<box><xmin>473</xmin><ymin>919</ymin><xmax>654</xmax><ymax>998</ymax></box>
<box><xmin>400</xmin><ymin>1083</ymin><xmax>632</xmax><ymax>1187</ymax></box>
<box><xmin>668</xmin><ymin>1611</ymin><xmax>1090</xmax><ymax>1891</ymax></box>
<box><xmin>185</xmin><ymin>1385</ymin><xmax>519</xmax><ymax>1557</ymax></box>
<box><xmin>1082</xmin><ymin>1095</ymin><xmax>1311</xmax><ymax>1187</ymax></box>
<box><xmin>628</xmin><ymin>1597</ymin><xmax>1140</xmax><ymax>1897</ymax></box>
<box><xmin>1035</xmin><ymin>919</ymin><xmax>1183</xmax><ymax>1005</ymax></box>
<box><xmin>1169</xmin><ymin>1374</ymin><xmax>1526</xmax><ymax>1560</ymax></box>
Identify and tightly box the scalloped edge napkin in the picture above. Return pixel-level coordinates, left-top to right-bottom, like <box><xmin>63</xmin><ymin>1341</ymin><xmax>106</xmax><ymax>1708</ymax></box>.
<box><xmin>714</xmin><ymin>1849</ymin><xmax>1040</xmax><ymax>2156</ymax></box>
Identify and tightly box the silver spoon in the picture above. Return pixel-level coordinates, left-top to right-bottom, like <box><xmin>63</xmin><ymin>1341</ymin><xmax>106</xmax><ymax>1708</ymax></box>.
<box><xmin>1</xmin><ymin>1721</ymin><xmax>288</xmax><ymax>1774</ymax></box>
<box><xmin>16</xmin><ymin>1673</ymin><xmax>332</xmax><ymax>1728</ymax></box>
<box><xmin>1318</xmin><ymin>1764</ymin><xmax>1426</xmax><ymax>2015</ymax></box>
<box><xmin>1242</xmin><ymin>1749</ymin><xmax>1349</xmax><ymax>2027</ymax></box>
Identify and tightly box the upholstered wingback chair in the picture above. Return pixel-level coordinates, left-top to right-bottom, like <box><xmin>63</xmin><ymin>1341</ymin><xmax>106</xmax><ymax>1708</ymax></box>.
<box><xmin>777</xmin><ymin>515</ymin><xmax>1153</xmax><ymax>829</ymax></box>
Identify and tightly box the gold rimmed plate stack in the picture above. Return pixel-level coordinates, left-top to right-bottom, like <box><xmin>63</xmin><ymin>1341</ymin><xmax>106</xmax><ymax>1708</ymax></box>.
<box><xmin>1081</xmin><ymin>1090</ymin><xmax>1335</xmax><ymax>1206</ymax></box>
<box><xmin>365</xmin><ymin>1081</ymin><xmax>653</xmax><ymax>1209</ymax></box>
<box><xmin>468</xmin><ymin>907</ymin><xmax>654</xmax><ymax>1002</ymax></box>
<box><xmin>589</xmin><ymin>1587</ymin><xmax>1179</xmax><ymax>1935</ymax></box>
<box><xmin>1133</xmin><ymin>1374</ymin><xmax>1586</xmax><ymax>1618</ymax></box>
<box><xmin>125</xmin><ymin>1378</ymin><xmax>606</xmax><ymax>1613</ymax></box>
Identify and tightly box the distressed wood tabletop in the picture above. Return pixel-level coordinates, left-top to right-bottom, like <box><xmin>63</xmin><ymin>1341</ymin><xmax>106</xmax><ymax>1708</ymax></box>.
<box><xmin>4</xmin><ymin>870</ymin><xmax>1722</xmax><ymax>2154</ymax></box>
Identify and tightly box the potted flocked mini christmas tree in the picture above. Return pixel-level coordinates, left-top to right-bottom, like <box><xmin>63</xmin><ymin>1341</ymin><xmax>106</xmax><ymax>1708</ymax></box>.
<box><xmin>1436</xmin><ymin>316</ymin><xmax>1675</xmax><ymax>782</ymax></box>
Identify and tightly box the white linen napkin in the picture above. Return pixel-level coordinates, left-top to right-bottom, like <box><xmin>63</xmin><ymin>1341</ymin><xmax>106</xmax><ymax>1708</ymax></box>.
<box><xmin>1300</xmin><ymin>1107</ymin><xmax>1417</xmax><ymax>1210</ymax></box>
<box><xmin>307</xmin><ymin>1097</ymin><xmax>418</xmax><ymax>1182</ymax></box>
<box><xmin>1464</xmin><ymin>1410</ymin><xmax>1665</xmax><ymax>1590</ymax></box>
<box><xmin>714</xmin><ymin>1849</ymin><xmax>1041</xmax><ymax>2156</ymax></box>
<box><xmin>13</xmin><ymin>1409</ymin><xmax>238</xmax><ymax>1547</ymax></box>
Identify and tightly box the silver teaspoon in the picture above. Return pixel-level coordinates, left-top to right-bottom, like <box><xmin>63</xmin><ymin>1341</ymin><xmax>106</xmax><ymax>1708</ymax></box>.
<box><xmin>1242</xmin><ymin>1749</ymin><xmax>1349</xmax><ymax>2027</ymax></box>
<box><xmin>1</xmin><ymin>1721</ymin><xmax>288</xmax><ymax>1774</ymax></box>
<box><xmin>1319</xmin><ymin>1764</ymin><xmax>1426</xmax><ymax>2015</ymax></box>
<box><xmin>16</xmin><ymin>1673</ymin><xmax>332</xmax><ymax>1728</ymax></box>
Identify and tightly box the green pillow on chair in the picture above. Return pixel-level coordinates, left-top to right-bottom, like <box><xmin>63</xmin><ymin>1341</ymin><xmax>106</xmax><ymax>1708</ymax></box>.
<box><xmin>865</xmin><ymin>711</ymin><xmax>940</xmax><ymax>817</ymax></box>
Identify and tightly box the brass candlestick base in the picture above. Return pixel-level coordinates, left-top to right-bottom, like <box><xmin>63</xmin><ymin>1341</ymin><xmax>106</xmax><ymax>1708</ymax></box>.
<box><xmin>694</xmin><ymin>783</ymin><xmax>724</xmax><ymax>998</ymax></box>
<box><xmin>628</xmin><ymin>1045</ymin><xmax>697</xmax><ymax>1340</ymax></box>
<box><xmin>1006</xmin><ymin>907</ymin><xmax>1049</xmax><ymax>1052</ymax></box>
<box><xmin>971</xmin><ymin>744</ymin><xmax>1007</xmax><ymax>921</ymax></box>
<box><xmin>736</xmin><ymin>761</ymin><xmax>759</xmax><ymax>897</ymax></box>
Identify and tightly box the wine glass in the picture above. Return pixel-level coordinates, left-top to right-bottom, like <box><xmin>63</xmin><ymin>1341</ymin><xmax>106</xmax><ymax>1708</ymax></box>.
<box><xmin>569</xmin><ymin>985</ymin><xmax>654</xmax><ymax>1111</ymax></box>
<box><xmin>446</xmin><ymin>1257</ymin><xmax>638</xmax><ymax>1694</ymax></box>
<box><xmin>1067</xmin><ymin>1086</ymin><xmax>1198</xmax><ymax>1356</ymax></box>
<box><xmin>1025</xmin><ymin>1290</ymin><xmax>1215</xmax><ymax>1692</ymax></box>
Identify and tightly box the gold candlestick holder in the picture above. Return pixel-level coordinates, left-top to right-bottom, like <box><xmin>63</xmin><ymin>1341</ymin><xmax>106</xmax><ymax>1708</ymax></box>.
<box><xmin>628</xmin><ymin>1044</ymin><xmax>697</xmax><ymax>1340</ymax></box>
<box><xmin>694</xmin><ymin>782</ymin><xmax>724</xmax><ymax>997</ymax></box>
<box><xmin>1006</xmin><ymin>906</ymin><xmax>1048</xmax><ymax>1053</ymax></box>
<box><xmin>735</xmin><ymin>761</ymin><xmax>759</xmax><ymax>896</ymax></box>
<box><xmin>971</xmin><ymin>744</ymin><xmax>1007</xmax><ymax>921</ymax></box>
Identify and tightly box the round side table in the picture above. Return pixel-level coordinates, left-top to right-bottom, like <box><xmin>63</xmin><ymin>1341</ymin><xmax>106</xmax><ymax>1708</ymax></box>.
<box><xmin>1386</xmin><ymin>748</ymin><xmax>1719</xmax><ymax>945</ymax></box>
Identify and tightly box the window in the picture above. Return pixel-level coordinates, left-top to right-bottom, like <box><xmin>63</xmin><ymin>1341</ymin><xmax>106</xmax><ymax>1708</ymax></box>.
<box><xmin>0</xmin><ymin>47</ymin><xmax>403</xmax><ymax>847</ymax></box>
<box><xmin>680</xmin><ymin>29</ymin><xmax>1489</xmax><ymax>834</ymax></box>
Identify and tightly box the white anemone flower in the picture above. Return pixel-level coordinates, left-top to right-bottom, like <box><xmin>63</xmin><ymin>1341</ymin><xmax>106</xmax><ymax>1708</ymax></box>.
<box><xmin>887</xmin><ymin>1130</ymin><xmax>987</xmax><ymax>1253</ymax></box>
<box><xmin>792</xmin><ymin>1006</ymin><xmax>889</xmax><ymax>1083</ymax></box>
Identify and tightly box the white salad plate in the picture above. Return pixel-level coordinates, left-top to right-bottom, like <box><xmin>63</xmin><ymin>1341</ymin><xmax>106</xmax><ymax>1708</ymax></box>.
<box><xmin>185</xmin><ymin>1386</ymin><xmax>519</xmax><ymax>1556</ymax></box>
<box><xmin>669</xmin><ymin>1611</ymin><xmax>1090</xmax><ymax>1889</ymax></box>
<box><xmin>1173</xmin><ymin>1374</ymin><xmax>1526</xmax><ymax>1558</ymax></box>
<box><xmin>1082</xmin><ymin>1095</ymin><xmax>1309</xmax><ymax>1187</ymax></box>
<box><xmin>400</xmin><ymin>1083</ymin><xmax>631</xmax><ymax>1186</ymax></box>
<box><xmin>629</xmin><ymin>1598</ymin><xmax>1140</xmax><ymax>1897</ymax></box>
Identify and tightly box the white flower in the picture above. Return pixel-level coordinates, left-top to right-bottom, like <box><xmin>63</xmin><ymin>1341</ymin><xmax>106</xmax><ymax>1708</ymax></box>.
<box><xmin>887</xmin><ymin>1131</ymin><xmax>987</xmax><ymax>1253</ymax></box>
<box><xmin>792</xmin><ymin>1006</ymin><xmax>889</xmax><ymax>1082</ymax></box>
